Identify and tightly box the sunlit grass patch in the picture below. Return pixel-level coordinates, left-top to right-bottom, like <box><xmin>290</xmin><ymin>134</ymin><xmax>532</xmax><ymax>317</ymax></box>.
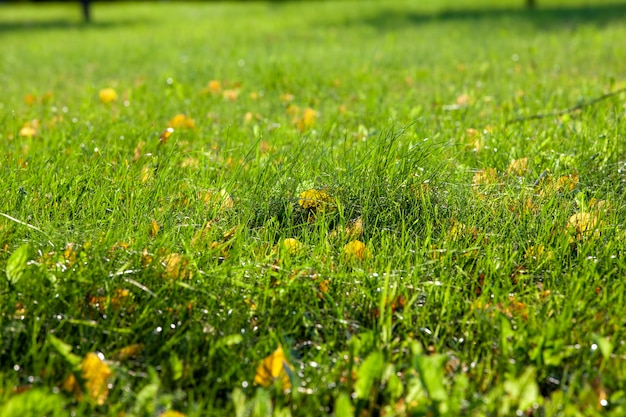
<box><xmin>1</xmin><ymin>0</ymin><xmax>626</xmax><ymax>415</ymax></box>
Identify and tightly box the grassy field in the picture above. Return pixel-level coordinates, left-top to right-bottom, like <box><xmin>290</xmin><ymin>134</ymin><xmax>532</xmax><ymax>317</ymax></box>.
<box><xmin>1</xmin><ymin>0</ymin><xmax>626</xmax><ymax>415</ymax></box>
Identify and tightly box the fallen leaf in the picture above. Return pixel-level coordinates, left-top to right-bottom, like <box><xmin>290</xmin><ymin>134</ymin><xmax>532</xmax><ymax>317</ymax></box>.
<box><xmin>162</xmin><ymin>253</ymin><xmax>193</xmax><ymax>280</ymax></box>
<box><xmin>507</xmin><ymin>157</ymin><xmax>529</xmax><ymax>176</ymax></box>
<box><xmin>206</xmin><ymin>80</ymin><xmax>221</xmax><ymax>94</ymax></box>
<box><xmin>112</xmin><ymin>344</ymin><xmax>144</xmax><ymax>361</ymax></box>
<box><xmin>343</xmin><ymin>240</ymin><xmax>370</xmax><ymax>260</ymax></box>
<box><xmin>254</xmin><ymin>345</ymin><xmax>293</xmax><ymax>391</ymax></box>
<box><xmin>168</xmin><ymin>114</ymin><xmax>195</xmax><ymax>129</ymax></box>
<box><xmin>159</xmin><ymin>127</ymin><xmax>174</xmax><ymax>144</ymax></box>
<box><xmin>159</xmin><ymin>411</ymin><xmax>186</xmax><ymax>417</ymax></box>
<box><xmin>223</xmin><ymin>89</ymin><xmax>239</xmax><ymax>101</ymax></box>
<box><xmin>64</xmin><ymin>353</ymin><xmax>112</xmax><ymax>405</ymax></box>
<box><xmin>298</xmin><ymin>189</ymin><xmax>333</xmax><ymax>212</ymax></box>
<box><xmin>282</xmin><ymin>238</ymin><xmax>303</xmax><ymax>255</ymax></box>
<box><xmin>472</xmin><ymin>168</ymin><xmax>498</xmax><ymax>186</ymax></box>
<box><xmin>99</xmin><ymin>88</ymin><xmax>118</xmax><ymax>104</ymax></box>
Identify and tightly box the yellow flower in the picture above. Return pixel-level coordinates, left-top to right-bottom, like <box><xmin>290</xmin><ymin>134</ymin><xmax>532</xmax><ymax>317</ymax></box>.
<box><xmin>168</xmin><ymin>114</ymin><xmax>195</xmax><ymax>129</ymax></box>
<box><xmin>99</xmin><ymin>88</ymin><xmax>118</xmax><ymax>104</ymax></box>
<box><xmin>343</xmin><ymin>240</ymin><xmax>370</xmax><ymax>260</ymax></box>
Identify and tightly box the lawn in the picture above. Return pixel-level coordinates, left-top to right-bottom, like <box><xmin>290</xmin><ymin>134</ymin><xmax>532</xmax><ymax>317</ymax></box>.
<box><xmin>1</xmin><ymin>0</ymin><xmax>625</xmax><ymax>415</ymax></box>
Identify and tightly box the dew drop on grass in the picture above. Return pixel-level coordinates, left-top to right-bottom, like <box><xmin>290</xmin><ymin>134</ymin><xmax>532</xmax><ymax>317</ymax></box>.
<box><xmin>241</xmin><ymin>381</ymin><xmax>248</xmax><ymax>388</ymax></box>
<box><xmin>155</xmin><ymin>326</ymin><xmax>162</xmax><ymax>333</ymax></box>
<box><xmin>591</xmin><ymin>343</ymin><xmax>598</xmax><ymax>352</ymax></box>
<box><xmin>601</xmin><ymin>399</ymin><xmax>608</xmax><ymax>407</ymax></box>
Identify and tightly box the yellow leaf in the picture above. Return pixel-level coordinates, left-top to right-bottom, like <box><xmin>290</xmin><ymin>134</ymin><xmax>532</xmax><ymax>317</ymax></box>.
<box><xmin>279</xmin><ymin>93</ymin><xmax>295</xmax><ymax>103</ymax></box>
<box><xmin>19</xmin><ymin>120</ymin><xmax>39</xmax><ymax>137</ymax></box>
<box><xmin>206</xmin><ymin>80</ymin><xmax>221</xmax><ymax>94</ymax></box>
<box><xmin>112</xmin><ymin>344</ymin><xmax>144</xmax><ymax>361</ymax></box>
<box><xmin>162</xmin><ymin>253</ymin><xmax>193</xmax><ymax>280</ymax></box>
<box><xmin>199</xmin><ymin>189</ymin><xmax>234</xmax><ymax>210</ymax></box>
<box><xmin>140</xmin><ymin>166</ymin><xmax>152</xmax><ymax>183</ymax></box>
<box><xmin>298</xmin><ymin>189</ymin><xmax>333</xmax><ymax>212</ymax></box>
<box><xmin>472</xmin><ymin>168</ymin><xmax>498</xmax><ymax>186</ymax></box>
<box><xmin>168</xmin><ymin>114</ymin><xmax>195</xmax><ymax>129</ymax></box>
<box><xmin>295</xmin><ymin>107</ymin><xmax>317</xmax><ymax>132</ymax></box>
<box><xmin>330</xmin><ymin>217</ymin><xmax>363</xmax><ymax>239</ymax></box>
<box><xmin>159</xmin><ymin>411</ymin><xmax>186</xmax><ymax>417</ymax></box>
<box><xmin>99</xmin><ymin>88</ymin><xmax>118</xmax><ymax>104</ymax></box>
<box><xmin>64</xmin><ymin>353</ymin><xmax>112</xmax><ymax>405</ymax></box>
<box><xmin>343</xmin><ymin>240</ymin><xmax>370</xmax><ymax>260</ymax></box>
<box><xmin>253</xmin><ymin>345</ymin><xmax>293</xmax><ymax>391</ymax></box>
<box><xmin>567</xmin><ymin>212</ymin><xmax>600</xmax><ymax>240</ymax></box>
<box><xmin>149</xmin><ymin>219</ymin><xmax>160</xmax><ymax>237</ymax></box>
<box><xmin>507</xmin><ymin>157</ymin><xmax>529</xmax><ymax>176</ymax></box>
<box><xmin>223</xmin><ymin>89</ymin><xmax>239</xmax><ymax>102</ymax></box>
<box><xmin>282</xmin><ymin>238</ymin><xmax>303</xmax><ymax>255</ymax></box>
<box><xmin>159</xmin><ymin>127</ymin><xmax>174</xmax><ymax>144</ymax></box>
<box><xmin>133</xmin><ymin>141</ymin><xmax>146</xmax><ymax>162</ymax></box>
<box><xmin>24</xmin><ymin>93</ymin><xmax>36</xmax><ymax>106</ymax></box>
<box><xmin>82</xmin><ymin>353</ymin><xmax>112</xmax><ymax>405</ymax></box>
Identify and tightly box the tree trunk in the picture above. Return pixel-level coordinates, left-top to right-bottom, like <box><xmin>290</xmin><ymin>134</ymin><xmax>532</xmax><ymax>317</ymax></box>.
<box><xmin>81</xmin><ymin>0</ymin><xmax>91</xmax><ymax>23</ymax></box>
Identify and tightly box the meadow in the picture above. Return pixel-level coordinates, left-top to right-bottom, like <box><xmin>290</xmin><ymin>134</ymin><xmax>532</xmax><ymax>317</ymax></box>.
<box><xmin>1</xmin><ymin>0</ymin><xmax>625</xmax><ymax>415</ymax></box>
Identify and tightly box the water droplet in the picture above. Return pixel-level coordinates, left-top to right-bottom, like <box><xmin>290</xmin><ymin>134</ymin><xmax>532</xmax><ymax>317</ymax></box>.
<box><xmin>591</xmin><ymin>343</ymin><xmax>598</xmax><ymax>352</ymax></box>
<box><xmin>600</xmin><ymin>399</ymin><xmax>608</xmax><ymax>407</ymax></box>
<box><xmin>13</xmin><ymin>364</ymin><xmax>20</xmax><ymax>371</ymax></box>
<box><xmin>155</xmin><ymin>326</ymin><xmax>162</xmax><ymax>333</ymax></box>
<box><xmin>242</xmin><ymin>381</ymin><xmax>248</xmax><ymax>388</ymax></box>
<box><xmin>166</xmin><ymin>77</ymin><xmax>174</xmax><ymax>85</ymax></box>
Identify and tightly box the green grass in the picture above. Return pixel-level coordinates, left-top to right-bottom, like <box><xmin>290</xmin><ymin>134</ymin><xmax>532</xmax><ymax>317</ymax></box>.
<box><xmin>1</xmin><ymin>0</ymin><xmax>625</xmax><ymax>415</ymax></box>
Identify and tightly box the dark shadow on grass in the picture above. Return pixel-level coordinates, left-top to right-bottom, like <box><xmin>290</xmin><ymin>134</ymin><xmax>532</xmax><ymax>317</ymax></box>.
<box><xmin>0</xmin><ymin>17</ymin><xmax>148</xmax><ymax>34</ymax></box>
<box><xmin>346</xmin><ymin>2</ymin><xmax>626</xmax><ymax>31</ymax></box>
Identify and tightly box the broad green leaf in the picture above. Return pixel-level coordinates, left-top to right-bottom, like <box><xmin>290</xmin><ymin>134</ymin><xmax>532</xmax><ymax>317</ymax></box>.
<box><xmin>232</xmin><ymin>388</ymin><xmax>248</xmax><ymax>417</ymax></box>
<box><xmin>47</xmin><ymin>334</ymin><xmax>81</xmax><ymax>368</ymax></box>
<box><xmin>334</xmin><ymin>392</ymin><xmax>354</xmax><ymax>417</ymax></box>
<box><xmin>355</xmin><ymin>351</ymin><xmax>385</xmax><ymax>400</ymax></box>
<box><xmin>169</xmin><ymin>353</ymin><xmax>183</xmax><ymax>381</ymax></box>
<box><xmin>593</xmin><ymin>334</ymin><xmax>613</xmax><ymax>360</ymax></box>
<box><xmin>0</xmin><ymin>388</ymin><xmax>65</xmax><ymax>417</ymax></box>
<box><xmin>252</xmin><ymin>388</ymin><xmax>272</xmax><ymax>417</ymax></box>
<box><xmin>415</xmin><ymin>354</ymin><xmax>448</xmax><ymax>403</ymax></box>
<box><xmin>5</xmin><ymin>243</ymin><xmax>31</xmax><ymax>285</ymax></box>
<box><xmin>504</xmin><ymin>367</ymin><xmax>540</xmax><ymax>412</ymax></box>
